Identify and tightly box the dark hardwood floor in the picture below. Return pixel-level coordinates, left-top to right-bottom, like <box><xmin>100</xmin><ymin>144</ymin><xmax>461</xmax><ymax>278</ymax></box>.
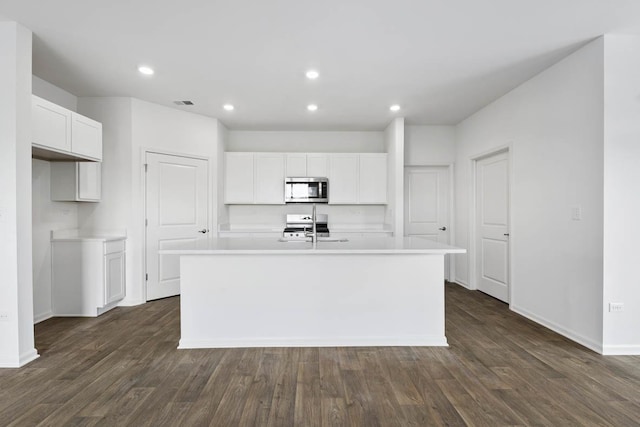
<box><xmin>1</xmin><ymin>284</ymin><xmax>639</xmax><ymax>426</ymax></box>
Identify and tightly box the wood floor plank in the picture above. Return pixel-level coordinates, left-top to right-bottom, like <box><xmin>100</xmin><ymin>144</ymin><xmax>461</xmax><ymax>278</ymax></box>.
<box><xmin>0</xmin><ymin>283</ymin><xmax>639</xmax><ymax>426</ymax></box>
<box><xmin>293</xmin><ymin>361</ymin><xmax>322</xmax><ymax>427</ymax></box>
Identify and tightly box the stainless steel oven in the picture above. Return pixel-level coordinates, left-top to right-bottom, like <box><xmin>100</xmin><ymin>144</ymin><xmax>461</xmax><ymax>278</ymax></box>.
<box><xmin>284</xmin><ymin>177</ymin><xmax>328</xmax><ymax>203</ymax></box>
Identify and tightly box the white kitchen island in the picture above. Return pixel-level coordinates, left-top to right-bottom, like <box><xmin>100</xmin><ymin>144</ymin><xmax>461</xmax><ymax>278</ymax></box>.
<box><xmin>162</xmin><ymin>236</ymin><xmax>464</xmax><ymax>349</ymax></box>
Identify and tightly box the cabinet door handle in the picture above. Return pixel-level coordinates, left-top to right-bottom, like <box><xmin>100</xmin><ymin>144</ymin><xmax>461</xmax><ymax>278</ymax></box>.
<box><xmin>504</xmin><ymin>233</ymin><xmax>510</xmax><ymax>236</ymax></box>
<box><xmin>439</xmin><ymin>227</ymin><xmax>447</xmax><ymax>231</ymax></box>
<box><xmin>198</xmin><ymin>229</ymin><xmax>208</xmax><ymax>234</ymax></box>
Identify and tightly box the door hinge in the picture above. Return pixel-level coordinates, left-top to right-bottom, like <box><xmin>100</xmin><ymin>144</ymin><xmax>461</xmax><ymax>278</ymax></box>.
<box><xmin>145</xmin><ymin>273</ymin><xmax>148</xmax><ymax>281</ymax></box>
<box><xmin>145</xmin><ymin>219</ymin><xmax>148</xmax><ymax>227</ymax></box>
<box><xmin>144</xmin><ymin>163</ymin><xmax>148</xmax><ymax>172</ymax></box>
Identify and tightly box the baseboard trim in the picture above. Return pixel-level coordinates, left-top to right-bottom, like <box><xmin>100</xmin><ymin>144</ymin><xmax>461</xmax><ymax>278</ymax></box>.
<box><xmin>453</xmin><ymin>277</ymin><xmax>471</xmax><ymax>289</ymax></box>
<box><xmin>451</xmin><ymin>279</ymin><xmax>471</xmax><ymax>290</ymax></box>
<box><xmin>179</xmin><ymin>335</ymin><xmax>448</xmax><ymax>349</ymax></box>
<box><xmin>602</xmin><ymin>345</ymin><xmax>640</xmax><ymax>356</ymax></box>
<box><xmin>0</xmin><ymin>348</ymin><xmax>39</xmax><ymax>368</ymax></box>
<box><xmin>117</xmin><ymin>298</ymin><xmax>146</xmax><ymax>307</ymax></box>
<box><xmin>511</xmin><ymin>304</ymin><xmax>603</xmax><ymax>354</ymax></box>
<box><xmin>34</xmin><ymin>311</ymin><xmax>53</xmax><ymax>324</ymax></box>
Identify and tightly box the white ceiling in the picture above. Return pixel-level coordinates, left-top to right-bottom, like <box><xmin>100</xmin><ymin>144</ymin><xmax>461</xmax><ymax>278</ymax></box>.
<box><xmin>3</xmin><ymin>0</ymin><xmax>640</xmax><ymax>130</ymax></box>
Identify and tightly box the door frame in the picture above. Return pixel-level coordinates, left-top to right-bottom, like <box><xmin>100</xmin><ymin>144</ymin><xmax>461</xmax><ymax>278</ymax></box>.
<box><xmin>142</xmin><ymin>148</ymin><xmax>212</xmax><ymax>302</ymax></box>
<box><xmin>469</xmin><ymin>145</ymin><xmax>513</xmax><ymax>304</ymax></box>
<box><xmin>404</xmin><ymin>163</ymin><xmax>455</xmax><ymax>281</ymax></box>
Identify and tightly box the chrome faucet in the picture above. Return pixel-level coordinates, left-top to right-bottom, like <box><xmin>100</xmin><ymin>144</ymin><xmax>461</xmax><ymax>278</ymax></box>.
<box><xmin>305</xmin><ymin>204</ymin><xmax>317</xmax><ymax>243</ymax></box>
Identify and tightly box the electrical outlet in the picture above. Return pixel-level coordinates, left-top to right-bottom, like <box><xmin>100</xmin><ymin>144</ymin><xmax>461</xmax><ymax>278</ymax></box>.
<box><xmin>0</xmin><ymin>311</ymin><xmax>10</xmax><ymax>321</ymax></box>
<box><xmin>571</xmin><ymin>205</ymin><xmax>582</xmax><ymax>221</ymax></box>
<box><xmin>609</xmin><ymin>303</ymin><xmax>624</xmax><ymax>313</ymax></box>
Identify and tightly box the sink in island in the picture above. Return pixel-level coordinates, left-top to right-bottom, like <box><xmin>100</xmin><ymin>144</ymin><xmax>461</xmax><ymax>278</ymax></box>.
<box><xmin>161</xmin><ymin>236</ymin><xmax>465</xmax><ymax>349</ymax></box>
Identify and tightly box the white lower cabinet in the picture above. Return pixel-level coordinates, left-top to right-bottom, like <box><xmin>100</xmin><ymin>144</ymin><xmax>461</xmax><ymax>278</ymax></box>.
<box><xmin>52</xmin><ymin>237</ymin><xmax>126</xmax><ymax>317</ymax></box>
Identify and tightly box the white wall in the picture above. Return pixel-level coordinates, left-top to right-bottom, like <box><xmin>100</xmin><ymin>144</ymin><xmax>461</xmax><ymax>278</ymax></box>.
<box><xmin>32</xmin><ymin>75</ymin><xmax>77</xmax><ymax>111</ymax></box>
<box><xmin>227</xmin><ymin>205</ymin><xmax>386</xmax><ymax>228</ymax></box>
<box><xmin>31</xmin><ymin>78</ymin><xmax>80</xmax><ymax>323</ymax></box>
<box><xmin>77</xmin><ymin>97</ymin><xmax>219</xmax><ymax>305</ymax></box>
<box><xmin>32</xmin><ymin>160</ymin><xmax>78</xmax><ymax>322</ymax></box>
<box><xmin>227</xmin><ymin>131</ymin><xmax>384</xmax><ymax>152</ymax></box>
<box><xmin>217</xmin><ymin>123</ymin><xmax>229</xmax><ymax>226</ymax></box>
<box><xmin>455</xmin><ymin>38</ymin><xmax>605</xmax><ymax>352</ymax></box>
<box><xmin>0</xmin><ymin>22</ymin><xmax>37</xmax><ymax>367</ymax></box>
<box><xmin>384</xmin><ymin>118</ymin><xmax>405</xmax><ymax>236</ymax></box>
<box><xmin>602</xmin><ymin>35</ymin><xmax>640</xmax><ymax>354</ymax></box>
<box><xmin>405</xmin><ymin>125</ymin><xmax>455</xmax><ymax>165</ymax></box>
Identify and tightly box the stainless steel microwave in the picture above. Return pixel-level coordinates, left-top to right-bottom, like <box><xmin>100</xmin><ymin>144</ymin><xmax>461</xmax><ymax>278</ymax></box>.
<box><xmin>284</xmin><ymin>177</ymin><xmax>329</xmax><ymax>203</ymax></box>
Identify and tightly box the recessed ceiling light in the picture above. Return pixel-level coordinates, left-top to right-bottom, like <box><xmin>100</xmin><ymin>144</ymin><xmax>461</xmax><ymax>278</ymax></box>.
<box><xmin>307</xmin><ymin>104</ymin><xmax>318</xmax><ymax>112</ymax></box>
<box><xmin>223</xmin><ymin>104</ymin><xmax>234</xmax><ymax>111</ymax></box>
<box><xmin>306</xmin><ymin>70</ymin><xmax>319</xmax><ymax>80</ymax></box>
<box><xmin>390</xmin><ymin>104</ymin><xmax>401</xmax><ymax>112</ymax></box>
<box><xmin>138</xmin><ymin>66</ymin><xmax>154</xmax><ymax>76</ymax></box>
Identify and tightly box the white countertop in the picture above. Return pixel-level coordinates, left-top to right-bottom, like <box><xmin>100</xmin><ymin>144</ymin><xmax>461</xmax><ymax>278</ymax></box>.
<box><xmin>50</xmin><ymin>229</ymin><xmax>127</xmax><ymax>242</ymax></box>
<box><xmin>160</xmin><ymin>236</ymin><xmax>465</xmax><ymax>255</ymax></box>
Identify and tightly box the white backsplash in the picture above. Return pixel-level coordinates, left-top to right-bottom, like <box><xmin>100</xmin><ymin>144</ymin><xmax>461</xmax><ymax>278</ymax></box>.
<box><xmin>227</xmin><ymin>204</ymin><xmax>387</xmax><ymax>227</ymax></box>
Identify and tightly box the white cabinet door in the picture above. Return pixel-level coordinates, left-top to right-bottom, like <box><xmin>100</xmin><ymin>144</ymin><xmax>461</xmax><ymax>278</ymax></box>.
<box><xmin>77</xmin><ymin>162</ymin><xmax>102</xmax><ymax>201</ymax></box>
<box><xmin>307</xmin><ymin>154</ymin><xmax>329</xmax><ymax>177</ymax></box>
<box><xmin>255</xmin><ymin>154</ymin><xmax>285</xmax><ymax>204</ymax></box>
<box><xmin>359</xmin><ymin>154</ymin><xmax>387</xmax><ymax>204</ymax></box>
<box><xmin>71</xmin><ymin>112</ymin><xmax>102</xmax><ymax>160</ymax></box>
<box><xmin>329</xmin><ymin>154</ymin><xmax>359</xmax><ymax>204</ymax></box>
<box><xmin>32</xmin><ymin>95</ymin><xmax>72</xmax><ymax>152</ymax></box>
<box><xmin>52</xmin><ymin>238</ymin><xmax>126</xmax><ymax>316</ymax></box>
<box><xmin>286</xmin><ymin>153</ymin><xmax>307</xmax><ymax>176</ymax></box>
<box><xmin>224</xmin><ymin>153</ymin><xmax>254</xmax><ymax>204</ymax></box>
<box><xmin>105</xmin><ymin>250</ymin><xmax>125</xmax><ymax>305</ymax></box>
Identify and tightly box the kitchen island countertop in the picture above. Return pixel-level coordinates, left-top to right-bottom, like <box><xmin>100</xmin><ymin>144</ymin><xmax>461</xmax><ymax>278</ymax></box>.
<box><xmin>160</xmin><ymin>236</ymin><xmax>465</xmax><ymax>255</ymax></box>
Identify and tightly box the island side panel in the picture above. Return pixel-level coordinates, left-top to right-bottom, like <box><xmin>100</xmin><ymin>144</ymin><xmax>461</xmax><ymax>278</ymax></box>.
<box><xmin>179</xmin><ymin>253</ymin><xmax>446</xmax><ymax>348</ymax></box>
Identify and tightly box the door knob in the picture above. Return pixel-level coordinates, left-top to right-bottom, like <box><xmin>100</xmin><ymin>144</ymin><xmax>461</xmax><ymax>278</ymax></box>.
<box><xmin>439</xmin><ymin>227</ymin><xmax>447</xmax><ymax>231</ymax></box>
<box><xmin>198</xmin><ymin>229</ymin><xmax>208</xmax><ymax>234</ymax></box>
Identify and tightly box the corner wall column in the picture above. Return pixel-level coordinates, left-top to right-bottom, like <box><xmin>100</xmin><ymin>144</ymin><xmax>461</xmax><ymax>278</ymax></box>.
<box><xmin>0</xmin><ymin>22</ymin><xmax>38</xmax><ymax>367</ymax></box>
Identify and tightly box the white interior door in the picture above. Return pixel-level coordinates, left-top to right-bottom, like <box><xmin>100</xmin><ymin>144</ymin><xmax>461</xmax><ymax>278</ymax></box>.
<box><xmin>404</xmin><ymin>166</ymin><xmax>451</xmax><ymax>279</ymax></box>
<box><xmin>146</xmin><ymin>152</ymin><xmax>209</xmax><ymax>301</ymax></box>
<box><xmin>475</xmin><ymin>151</ymin><xmax>510</xmax><ymax>302</ymax></box>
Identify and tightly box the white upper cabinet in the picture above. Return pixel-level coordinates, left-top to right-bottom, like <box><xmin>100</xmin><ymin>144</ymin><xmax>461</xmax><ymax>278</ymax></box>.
<box><xmin>225</xmin><ymin>153</ymin><xmax>285</xmax><ymax>204</ymax></box>
<box><xmin>51</xmin><ymin>162</ymin><xmax>102</xmax><ymax>202</ymax></box>
<box><xmin>307</xmin><ymin>154</ymin><xmax>329</xmax><ymax>177</ymax></box>
<box><xmin>285</xmin><ymin>153</ymin><xmax>329</xmax><ymax>178</ymax></box>
<box><xmin>71</xmin><ymin>113</ymin><xmax>102</xmax><ymax>160</ymax></box>
<box><xmin>32</xmin><ymin>95</ymin><xmax>103</xmax><ymax>161</ymax></box>
<box><xmin>255</xmin><ymin>153</ymin><xmax>285</xmax><ymax>204</ymax></box>
<box><xmin>224</xmin><ymin>153</ymin><xmax>254</xmax><ymax>204</ymax></box>
<box><xmin>32</xmin><ymin>95</ymin><xmax>71</xmax><ymax>152</ymax></box>
<box><xmin>328</xmin><ymin>154</ymin><xmax>359</xmax><ymax>204</ymax></box>
<box><xmin>225</xmin><ymin>152</ymin><xmax>387</xmax><ymax>205</ymax></box>
<box><xmin>285</xmin><ymin>154</ymin><xmax>307</xmax><ymax>176</ymax></box>
<box><xmin>359</xmin><ymin>154</ymin><xmax>388</xmax><ymax>204</ymax></box>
